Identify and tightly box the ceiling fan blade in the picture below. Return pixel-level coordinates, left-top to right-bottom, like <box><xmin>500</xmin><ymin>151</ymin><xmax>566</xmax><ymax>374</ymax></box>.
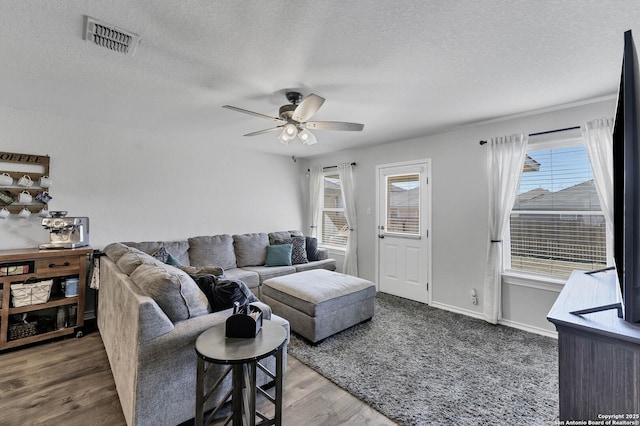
<box><xmin>292</xmin><ymin>94</ymin><xmax>325</xmax><ymax>122</ymax></box>
<box><xmin>305</xmin><ymin>121</ymin><xmax>364</xmax><ymax>131</ymax></box>
<box><xmin>243</xmin><ymin>127</ymin><xmax>283</xmax><ymax>137</ymax></box>
<box><xmin>222</xmin><ymin>105</ymin><xmax>285</xmax><ymax>123</ymax></box>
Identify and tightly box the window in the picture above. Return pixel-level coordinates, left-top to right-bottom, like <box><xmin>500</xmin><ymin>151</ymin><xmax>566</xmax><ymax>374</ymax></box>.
<box><xmin>320</xmin><ymin>173</ymin><xmax>347</xmax><ymax>248</ymax></box>
<box><xmin>386</xmin><ymin>173</ymin><xmax>420</xmax><ymax>235</ymax></box>
<box><xmin>506</xmin><ymin>141</ymin><xmax>607</xmax><ymax>279</ymax></box>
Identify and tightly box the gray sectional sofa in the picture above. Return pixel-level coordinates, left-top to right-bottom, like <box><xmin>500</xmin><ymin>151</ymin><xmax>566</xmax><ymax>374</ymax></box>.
<box><xmin>98</xmin><ymin>231</ymin><xmax>335</xmax><ymax>426</ymax></box>
<box><xmin>122</xmin><ymin>230</ymin><xmax>336</xmax><ymax>297</ymax></box>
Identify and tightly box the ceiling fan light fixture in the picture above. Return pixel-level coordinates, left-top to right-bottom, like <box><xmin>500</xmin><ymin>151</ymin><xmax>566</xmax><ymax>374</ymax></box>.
<box><xmin>298</xmin><ymin>128</ymin><xmax>317</xmax><ymax>145</ymax></box>
<box><xmin>277</xmin><ymin>124</ymin><xmax>297</xmax><ymax>145</ymax></box>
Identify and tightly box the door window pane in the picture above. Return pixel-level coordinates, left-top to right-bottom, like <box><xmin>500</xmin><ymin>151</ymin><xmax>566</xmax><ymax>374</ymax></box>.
<box><xmin>386</xmin><ymin>174</ymin><xmax>420</xmax><ymax>235</ymax></box>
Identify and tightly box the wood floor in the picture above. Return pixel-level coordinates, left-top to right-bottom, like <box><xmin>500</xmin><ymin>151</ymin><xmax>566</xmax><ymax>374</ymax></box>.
<box><xmin>0</xmin><ymin>329</ymin><xmax>395</xmax><ymax>426</ymax></box>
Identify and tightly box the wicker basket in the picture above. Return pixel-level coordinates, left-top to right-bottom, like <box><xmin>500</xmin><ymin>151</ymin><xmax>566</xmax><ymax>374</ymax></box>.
<box><xmin>10</xmin><ymin>280</ymin><xmax>53</xmax><ymax>307</ymax></box>
<box><xmin>8</xmin><ymin>321</ymin><xmax>37</xmax><ymax>341</ymax></box>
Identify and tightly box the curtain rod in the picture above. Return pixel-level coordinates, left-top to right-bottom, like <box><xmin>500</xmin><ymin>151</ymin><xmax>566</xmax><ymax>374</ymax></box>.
<box><xmin>307</xmin><ymin>162</ymin><xmax>356</xmax><ymax>172</ymax></box>
<box><xmin>478</xmin><ymin>126</ymin><xmax>580</xmax><ymax>145</ymax></box>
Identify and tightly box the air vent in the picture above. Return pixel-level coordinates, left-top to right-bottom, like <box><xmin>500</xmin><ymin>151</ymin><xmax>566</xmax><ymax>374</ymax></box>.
<box><xmin>84</xmin><ymin>16</ymin><xmax>140</xmax><ymax>56</ymax></box>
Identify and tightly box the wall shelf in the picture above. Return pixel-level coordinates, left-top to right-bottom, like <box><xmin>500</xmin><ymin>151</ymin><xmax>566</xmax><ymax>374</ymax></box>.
<box><xmin>0</xmin><ymin>151</ymin><xmax>51</xmax><ymax>215</ymax></box>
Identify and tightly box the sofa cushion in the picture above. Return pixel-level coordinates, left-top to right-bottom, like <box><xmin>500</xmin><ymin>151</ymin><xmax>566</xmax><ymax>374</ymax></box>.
<box><xmin>129</xmin><ymin>263</ymin><xmax>209</xmax><ymax>322</ymax></box>
<box><xmin>265</xmin><ymin>244</ymin><xmax>292</xmax><ymax>267</ymax></box>
<box><xmin>122</xmin><ymin>240</ymin><xmax>191</xmax><ymax>266</ymax></box>
<box><xmin>233</xmin><ymin>233</ymin><xmax>269</xmax><ymax>267</ymax></box>
<box><xmin>268</xmin><ymin>230</ymin><xmax>303</xmax><ymax>245</ymax></box>
<box><xmin>223</xmin><ymin>268</ymin><xmax>260</xmax><ymax>290</ymax></box>
<box><xmin>188</xmin><ymin>235</ymin><xmax>237</xmax><ymax>270</ymax></box>
<box><xmin>116</xmin><ymin>248</ymin><xmax>163</xmax><ymax>275</ymax></box>
<box><xmin>293</xmin><ymin>258</ymin><xmax>337</xmax><ymax>272</ymax></box>
<box><xmin>274</xmin><ymin>236</ymin><xmax>308</xmax><ymax>265</ymax></box>
<box><xmin>103</xmin><ymin>242</ymin><xmax>131</xmax><ymax>263</ymax></box>
<box><xmin>241</xmin><ymin>265</ymin><xmax>297</xmax><ymax>283</ymax></box>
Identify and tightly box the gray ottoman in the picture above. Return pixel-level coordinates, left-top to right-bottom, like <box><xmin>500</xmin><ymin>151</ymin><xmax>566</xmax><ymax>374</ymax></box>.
<box><xmin>261</xmin><ymin>269</ymin><xmax>375</xmax><ymax>343</ymax></box>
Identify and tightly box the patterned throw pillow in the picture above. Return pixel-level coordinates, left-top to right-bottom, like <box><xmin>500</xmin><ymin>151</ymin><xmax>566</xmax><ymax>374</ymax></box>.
<box><xmin>152</xmin><ymin>247</ymin><xmax>169</xmax><ymax>263</ymax></box>
<box><xmin>274</xmin><ymin>236</ymin><xmax>308</xmax><ymax>265</ymax></box>
<box><xmin>152</xmin><ymin>247</ymin><xmax>182</xmax><ymax>266</ymax></box>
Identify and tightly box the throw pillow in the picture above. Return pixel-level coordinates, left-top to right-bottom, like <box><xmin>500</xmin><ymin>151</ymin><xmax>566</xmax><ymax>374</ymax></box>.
<box><xmin>305</xmin><ymin>236</ymin><xmax>319</xmax><ymax>261</ymax></box>
<box><xmin>152</xmin><ymin>247</ymin><xmax>182</xmax><ymax>266</ymax></box>
<box><xmin>264</xmin><ymin>244</ymin><xmax>292</xmax><ymax>267</ymax></box>
<box><xmin>151</xmin><ymin>247</ymin><xmax>169</xmax><ymax>263</ymax></box>
<box><xmin>191</xmin><ymin>274</ymin><xmax>259</xmax><ymax>312</ymax></box>
<box><xmin>274</xmin><ymin>236</ymin><xmax>308</xmax><ymax>264</ymax></box>
<box><xmin>165</xmin><ymin>253</ymin><xmax>182</xmax><ymax>266</ymax></box>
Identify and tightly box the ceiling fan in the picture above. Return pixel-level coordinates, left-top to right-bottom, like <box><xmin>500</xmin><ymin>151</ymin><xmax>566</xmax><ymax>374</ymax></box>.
<box><xmin>222</xmin><ymin>91</ymin><xmax>364</xmax><ymax>145</ymax></box>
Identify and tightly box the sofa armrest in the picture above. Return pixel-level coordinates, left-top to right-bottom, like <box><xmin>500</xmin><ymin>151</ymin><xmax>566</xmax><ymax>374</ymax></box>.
<box><xmin>317</xmin><ymin>247</ymin><xmax>329</xmax><ymax>261</ymax></box>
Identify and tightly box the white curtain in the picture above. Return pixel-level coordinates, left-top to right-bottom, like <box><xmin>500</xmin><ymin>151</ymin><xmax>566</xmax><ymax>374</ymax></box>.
<box><xmin>483</xmin><ymin>134</ymin><xmax>528</xmax><ymax>324</ymax></box>
<box><xmin>308</xmin><ymin>166</ymin><xmax>323</xmax><ymax>238</ymax></box>
<box><xmin>338</xmin><ymin>163</ymin><xmax>358</xmax><ymax>276</ymax></box>
<box><xmin>582</xmin><ymin>118</ymin><xmax>614</xmax><ymax>264</ymax></box>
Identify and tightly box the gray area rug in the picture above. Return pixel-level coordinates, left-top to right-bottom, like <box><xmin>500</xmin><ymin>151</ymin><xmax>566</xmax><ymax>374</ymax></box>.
<box><xmin>287</xmin><ymin>292</ymin><xmax>559</xmax><ymax>426</ymax></box>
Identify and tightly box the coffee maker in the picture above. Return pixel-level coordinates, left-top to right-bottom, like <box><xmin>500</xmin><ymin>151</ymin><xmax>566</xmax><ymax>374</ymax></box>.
<box><xmin>39</xmin><ymin>211</ymin><xmax>90</xmax><ymax>249</ymax></box>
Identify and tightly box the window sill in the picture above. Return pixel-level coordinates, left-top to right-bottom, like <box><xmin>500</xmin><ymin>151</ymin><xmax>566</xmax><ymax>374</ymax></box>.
<box><xmin>502</xmin><ymin>270</ymin><xmax>566</xmax><ymax>292</ymax></box>
<box><xmin>318</xmin><ymin>245</ymin><xmax>346</xmax><ymax>255</ymax></box>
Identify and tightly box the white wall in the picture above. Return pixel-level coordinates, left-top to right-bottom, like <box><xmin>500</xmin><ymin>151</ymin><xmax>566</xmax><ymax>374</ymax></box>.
<box><xmin>0</xmin><ymin>106</ymin><xmax>305</xmax><ymax>249</ymax></box>
<box><xmin>303</xmin><ymin>98</ymin><xmax>616</xmax><ymax>335</ymax></box>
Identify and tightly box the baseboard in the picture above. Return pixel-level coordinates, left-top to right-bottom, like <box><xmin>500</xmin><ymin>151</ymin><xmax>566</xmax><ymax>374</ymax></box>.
<box><xmin>430</xmin><ymin>301</ymin><xmax>484</xmax><ymax>320</ymax></box>
<box><xmin>430</xmin><ymin>301</ymin><xmax>558</xmax><ymax>338</ymax></box>
<box><xmin>498</xmin><ymin>318</ymin><xmax>558</xmax><ymax>339</ymax></box>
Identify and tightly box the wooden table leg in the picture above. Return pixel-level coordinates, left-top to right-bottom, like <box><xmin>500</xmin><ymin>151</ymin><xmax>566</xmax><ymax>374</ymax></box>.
<box><xmin>232</xmin><ymin>364</ymin><xmax>244</xmax><ymax>426</ymax></box>
<box><xmin>195</xmin><ymin>357</ymin><xmax>204</xmax><ymax>426</ymax></box>
<box><xmin>275</xmin><ymin>347</ymin><xmax>283</xmax><ymax>426</ymax></box>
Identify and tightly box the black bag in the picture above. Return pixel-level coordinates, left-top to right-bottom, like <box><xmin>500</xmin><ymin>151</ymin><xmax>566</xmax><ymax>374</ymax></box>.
<box><xmin>191</xmin><ymin>274</ymin><xmax>258</xmax><ymax>312</ymax></box>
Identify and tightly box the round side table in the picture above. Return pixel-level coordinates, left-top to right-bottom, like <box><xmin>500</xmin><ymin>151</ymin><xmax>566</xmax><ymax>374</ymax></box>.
<box><xmin>195</xmin><ymin>319</ymin><xmax>286</xmax><ymax>426</ymax></box>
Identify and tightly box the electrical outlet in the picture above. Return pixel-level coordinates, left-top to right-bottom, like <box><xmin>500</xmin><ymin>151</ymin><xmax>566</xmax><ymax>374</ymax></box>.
<box><xmin>471</xmin><ymin>288</ymin><xmax>478</xmax><ymax>305</ymax></box>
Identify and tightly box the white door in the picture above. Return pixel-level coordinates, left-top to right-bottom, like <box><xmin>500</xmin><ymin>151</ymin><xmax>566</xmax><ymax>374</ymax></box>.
<box><xmin>377</xmin><ymin>160</ymin><xmax>431</xmax><ymax>304</ymax></box>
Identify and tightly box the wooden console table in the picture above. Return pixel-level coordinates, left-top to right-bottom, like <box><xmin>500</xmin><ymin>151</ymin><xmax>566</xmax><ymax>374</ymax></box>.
<box><xmin>0</xmin><ymin>247</ymin><xmax>92</xmax><ymax>350</ymax></box>
<box><xmin>547</xmin><ymin>270</ymin><xmax>640</xmax><ymax>421</ymax></box>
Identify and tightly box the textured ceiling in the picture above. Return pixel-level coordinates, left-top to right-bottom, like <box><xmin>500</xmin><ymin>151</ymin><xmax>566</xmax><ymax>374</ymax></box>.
<box><xmin>1</xmin><ymin>1</ymin><xmax>639</xmax><ymax>158</ymax></box>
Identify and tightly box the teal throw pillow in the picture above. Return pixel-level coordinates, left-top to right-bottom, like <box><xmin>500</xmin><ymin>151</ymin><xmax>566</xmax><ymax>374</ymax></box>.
<box><xmin>166</xmin><ymin>253</ymin><xmax>182</xmax><ymax>266</ymax></box>
<box><xmin>264</xmin><ymin>244</ymin><xmax>292</xmax><ymax>267</ymax></box>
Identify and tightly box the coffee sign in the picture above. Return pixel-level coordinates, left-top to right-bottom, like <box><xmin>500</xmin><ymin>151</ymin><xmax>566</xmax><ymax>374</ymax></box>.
<box><xmin>0</xmin><ymin>152</ymin><xmax>48</xmax><ymax>165</ymax></box>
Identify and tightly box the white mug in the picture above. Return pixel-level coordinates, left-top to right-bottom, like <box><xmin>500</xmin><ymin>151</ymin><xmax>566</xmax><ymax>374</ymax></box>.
<box><xmin>39</xmin><ymin>175</ymin><xmax>52</xmax><ymax>188</ymax></box>
<box><xmin>0</xmin><ymin>208</ymin><xmax>9</xmax><ymax>219</ymax></box>
<box><xmin>17</xmin><ymin>208</ymin><xmax>31</xmax><ymax>219</ymax></box>
<box><xmin>38</xmin><ymin>207</ymin><xmax>50</xmax><ymax>218</ymax></box>
<box><xmin>18</xmin><ymin>191</ymin><xmax>33</xmax><ymax>204</ymax></box>
<box><xmin>18</xmin><ymin>175</ymin><xmax>33</xmax><ymax>187</ymax></box>
<box><xmin>0</xmin><ymin>173</ymin><xmax>12</xmax><ymax>186</ymax></box>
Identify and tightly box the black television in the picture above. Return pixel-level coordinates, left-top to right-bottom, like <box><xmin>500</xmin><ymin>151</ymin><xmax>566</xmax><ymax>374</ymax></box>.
<box><xmin>613</xmin><ymin>29</ymin><xmax>640</xmax><ymax>324</ymax></box>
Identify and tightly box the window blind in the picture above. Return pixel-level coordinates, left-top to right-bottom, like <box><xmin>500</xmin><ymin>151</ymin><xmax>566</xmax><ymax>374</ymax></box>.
<box><xmin>386</xmin><ymin>174</ymin><xmax>420</xmax><ymax>235</ymax></box>
<box><xmin>321</xmin><ymin>174</ymin><xmax>347</xmax><ymax>247</ymax></box>
<box><xmin>509</xmin><ymin>145</ymin><xmax>607</xmax><ymax>278</ymax></box>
